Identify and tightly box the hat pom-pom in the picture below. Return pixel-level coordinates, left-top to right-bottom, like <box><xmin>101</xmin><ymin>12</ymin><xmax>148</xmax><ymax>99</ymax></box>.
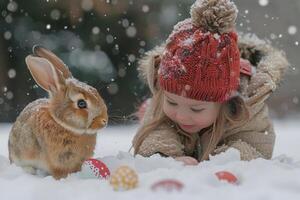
<box><xmin>190</xmin><ymin>0</ymin><xmax>238</xmax><ymax>34</ymax></box>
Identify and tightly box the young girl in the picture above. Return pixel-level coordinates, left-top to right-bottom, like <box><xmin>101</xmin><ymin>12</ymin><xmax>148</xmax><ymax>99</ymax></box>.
<box><xmin>132</xmin><ymin>0</ymin><xmax>289</xmax><ymax>165</ymax></box>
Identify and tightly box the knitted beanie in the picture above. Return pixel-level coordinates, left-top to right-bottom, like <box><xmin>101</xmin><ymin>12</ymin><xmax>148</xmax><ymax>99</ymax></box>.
<box><xmin>158</xmin><ymin>0</ymin><xmax>240</xmax><ymax>102</ymax></box>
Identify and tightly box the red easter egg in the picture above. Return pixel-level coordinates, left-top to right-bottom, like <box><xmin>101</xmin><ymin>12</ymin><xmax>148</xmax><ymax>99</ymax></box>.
<box><xmin>215</xmin><ymin>171</ymin><xmax>238</xmax><ymax>184</ymax></box>
<box><xmin>84</xmin><ymin>158</ymin><xmax>110</xmax><ymax>179</ymax></box>
<box><xmin>151</xmin><ymin>179</ymin><xmax>184</xmax><ymax>192</ymax></box>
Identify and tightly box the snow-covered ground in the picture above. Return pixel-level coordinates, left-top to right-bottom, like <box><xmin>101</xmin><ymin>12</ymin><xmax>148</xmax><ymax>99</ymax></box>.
<box><xmin>0</xmin><ymin>118</ymin><xmax>300</xmax><ymax>200</ymax></box>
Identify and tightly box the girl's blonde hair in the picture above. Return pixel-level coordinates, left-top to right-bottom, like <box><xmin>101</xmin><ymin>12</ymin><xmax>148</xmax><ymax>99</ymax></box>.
<box><xmin>132</xmin><ymin>88</ymin><xmax>250</xmax><ymax>161</ymax></box>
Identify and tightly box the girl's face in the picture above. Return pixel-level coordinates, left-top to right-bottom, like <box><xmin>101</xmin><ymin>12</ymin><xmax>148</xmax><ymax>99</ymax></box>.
<box><xmin>163</xmin><ymin>91</ymin><xmax>221</xmax><ymax>134</ymax></box>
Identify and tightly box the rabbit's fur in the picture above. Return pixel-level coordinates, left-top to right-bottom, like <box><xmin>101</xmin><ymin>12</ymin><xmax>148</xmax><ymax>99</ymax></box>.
<box><xmin>8</xmin><ymin>46</ymin><xmax>108</xmax><ymax>179</ymax></box>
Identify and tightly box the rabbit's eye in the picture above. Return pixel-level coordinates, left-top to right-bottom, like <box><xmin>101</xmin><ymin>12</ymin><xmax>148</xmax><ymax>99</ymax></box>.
<box><xmin>77</xmin><ymin>99</ymin><xmax>87</xmax><ymax>109</ymax></box>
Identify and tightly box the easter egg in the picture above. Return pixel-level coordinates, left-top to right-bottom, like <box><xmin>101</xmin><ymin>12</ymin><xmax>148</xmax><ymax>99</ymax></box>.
<box><xmin>151</xmin><ymin>179</ymin><xmax>184</xmax><ymax>192</ymax></box>
<box><xmin>109</xmin><ymin>165</ymin><xmax>138</xmax><ymax>191</ymax></box>
<box><xmin>215</xmin><ymin>171</ymin><xmax>238</xmax><ymax>184</ymax></box>
<box><xmin>80</xmin><ymin>158</ymin><xmax>110</xmax><ymax>179</ymax></box>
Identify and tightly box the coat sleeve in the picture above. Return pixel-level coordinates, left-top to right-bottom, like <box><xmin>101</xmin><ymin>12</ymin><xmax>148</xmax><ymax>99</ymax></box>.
<box><xmin>220</xmin><ymin>101</ymin><xmax>276</xmax><ymax>160</ymax></box>
<box><xmin>213</xmin><ymin>139</ymin><xmax>263</xmax><ymax>161</ymax></box>
<box><xmin>135</xmin><ymin>124</ymin><xmax>185</xmax><ymax>158</ymax></box>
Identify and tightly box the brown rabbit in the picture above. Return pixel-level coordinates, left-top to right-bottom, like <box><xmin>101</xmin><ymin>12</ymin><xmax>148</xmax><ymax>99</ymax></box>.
<box><xmin>8</xmin><ymin>46</ymin><xmax>108</xmax><ymax>179</ymax></box>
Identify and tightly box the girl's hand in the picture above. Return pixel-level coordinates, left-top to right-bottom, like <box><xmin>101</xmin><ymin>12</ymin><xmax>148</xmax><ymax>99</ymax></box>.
<box><xmin>175</xmin><ymin>156</ymin><xmax>199</xmax><ymax>166</ymax></box>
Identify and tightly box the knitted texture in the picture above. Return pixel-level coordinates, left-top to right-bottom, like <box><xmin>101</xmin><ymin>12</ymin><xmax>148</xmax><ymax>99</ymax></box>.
<box><xmin>158</xmin><ymin>0</ymin><xmax>240</xmax><ymax>102</ymax></box>
<box><xmin>191</xmin><ymin>0</ymin><xmax>238</xmax><ymax>34</ymax></box>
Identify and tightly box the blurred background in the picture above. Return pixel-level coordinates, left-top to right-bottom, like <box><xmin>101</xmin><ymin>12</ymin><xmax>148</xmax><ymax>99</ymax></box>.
<box><xmin>0</xmin><ymin>0</ymin><xmax>299</xmax><ymax>124</ymax></box>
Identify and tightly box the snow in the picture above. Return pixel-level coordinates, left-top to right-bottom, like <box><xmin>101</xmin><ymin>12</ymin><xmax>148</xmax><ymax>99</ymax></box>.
<box><xmin>46</xmin><ymin>24</ymin><xmax>51</xmax><ymax>30</ymax></box>
<box><xmin>50</xmin><ymin>9</ymin><xmax>61</xmax><ymax>20</ymax></box>
<box><xmin>106</xmin><ymin>82</ymin><xmax>119</xmax><ymax>95</ymax></box>
<box><xmin>3</xmin><ymin>31</ymin><xmax>12</xmax><ymax>40</ymax></box>
<box><xmin>258</xmin><ymin>0</ymin><xmax>269</xmax><ymax>7</ymax></box>
<box><xmin>7</xmin><ymin>1</ymin><xmax>18</xmax><ymax>12</ymax></box>
<box><xmin>292</xmin><ymin>97</ymin><xmax>299</xmax><ymax>105</ymax></box>
<box><xmin>7</xmin><ymin>69</ymin><xmax>16</xmax><ymax>79</ymax></box>
<box><xmin>92</xmin><ymin>27</ymin><xmax>100</xmax><ymax>35</ymax></box>
<box><xmin>81</xmin><ymin>0</ymin><xmax>94</xmax><ymax>11</ymax></box>
<box><xmin>142</xmin><ymin>5</ymin><xmax>150</xmax><ymax>13</ymax></box>
<box><xmin>0</xmin><ymin>118</ymin><xmax>300</xmax><ymax>200</ymax></box>
<box><xmin>288</xmin><ymin>26</ymin><xmax>297</xmax><ymax>35</ymax></box>
<box><xmin>126</xmin><ymin>26</ymin><xmax>137</xmax><ymax>38</ymax></box>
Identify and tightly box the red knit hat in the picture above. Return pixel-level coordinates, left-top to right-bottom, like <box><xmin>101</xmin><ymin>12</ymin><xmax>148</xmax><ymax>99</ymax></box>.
<box><xmin>158</xmin><ymin>0</ymin><xmax>240</xmax><ymax>102</ymax></box>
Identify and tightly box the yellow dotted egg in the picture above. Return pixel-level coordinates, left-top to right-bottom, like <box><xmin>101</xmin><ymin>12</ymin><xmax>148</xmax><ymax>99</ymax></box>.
<box><xmin>109</xmin><ymin>165</ymin><xmax>138</xmax><ymax>191</ymax></box>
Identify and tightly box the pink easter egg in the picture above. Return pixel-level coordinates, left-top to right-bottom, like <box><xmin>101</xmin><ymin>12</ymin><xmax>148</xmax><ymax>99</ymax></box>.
<box><xmin>151</xmin><ymin>179</ymin><xmax>184</xmax><ymax>192</ymax></box>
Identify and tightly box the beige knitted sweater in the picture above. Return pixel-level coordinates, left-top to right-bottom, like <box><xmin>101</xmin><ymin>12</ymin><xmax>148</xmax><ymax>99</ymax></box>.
<box><xmin>133</xmin><ymin>34</ymin><xmax>289</xmax><ymax>161</ymax></box>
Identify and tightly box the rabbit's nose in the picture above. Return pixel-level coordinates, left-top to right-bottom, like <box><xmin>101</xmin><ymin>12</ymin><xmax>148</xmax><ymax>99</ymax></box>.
<box><xmin>101</xmin><ymin>119</ymin><xmax>107</xmax><ymax>126</ymax></box>
<box><xmin>90</xmin><ymin>115</ymin><xmax>108</xmax><ymax>129</ymax></box>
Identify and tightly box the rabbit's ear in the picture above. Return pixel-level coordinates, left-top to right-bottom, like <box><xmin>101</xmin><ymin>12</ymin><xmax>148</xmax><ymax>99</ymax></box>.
<box><xmin>25</xmin><ymin>55</ymin><xmax>65</xmax><ymax>94</ymax></box>
<box><xmin>32</xmin><ymin>45</ymin><xmax>72</xmax><ymax>79</ymax></box>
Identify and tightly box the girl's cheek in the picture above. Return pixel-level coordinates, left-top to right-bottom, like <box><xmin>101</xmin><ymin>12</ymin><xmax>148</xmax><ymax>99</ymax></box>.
<box><xmin>193</xmin><ymin>113</ymin><xmax>216</xmax><ymax>127</ymax></box>
<box><xmin>163</xmin><ymin>103</ymin><xmax>176</xmax><ymax>120</ymax></box>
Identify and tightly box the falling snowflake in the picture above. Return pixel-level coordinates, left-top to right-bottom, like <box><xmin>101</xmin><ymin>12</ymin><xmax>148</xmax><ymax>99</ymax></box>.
<box><xmin>107</xmin><ymin>83</ymin><xmax>119</xmax><ymax>95</ymax></box>
<box><xmin>182</xmin><ymin>37</ymin><xmax>195</xmax><ymax>46</ymax></box>
<box><xmin>213</xmin><ymin>33</ymin><xmax>220</xmax><ymax>40</ymax></box>
<box><xmin>46</xmin><ymin>24</ymin><xmax>51</xmax><ymax>30</ymax></box>
<box><xmin>139</xmin><ymin>41</ymin><xmax>146</xmax><ymax>47</ymax></box>
<box><xmin>81</xmin><ymin>0</ymin><xmax>94</xmax><ymax>11</ymax></box>
<box><xmin>264</xmin><ymin>131</ymin><xmax>268</xmax><ymax>135</ymax></box>
<box><xmin>106</xmin><ymin>35</ymin><xmax>114</xmax><ymax>43</ymax></box>
<box><xmin>270</xmin><ymin>33</ymin><xmax>277</xmax><ymax>40</ymax></box>
<box><xmin>118</xmin><ymin>68</ymin><xmax>126</xmax><ymax>77</ymax></box>
<box><xmin>122</xmin><ymin>19</ymin><xmax>129</xmax><ymax>28</ymax></box>
<box><xmin>138</xmin><ymin>48</ymin><xmax>145</xmax><ymax>54</ymax></box>
<box><xmin>126</xmin><ymin>26</ymin><xmax>137</xmax><ymax>38</ymax></box>
<box><xmin>4</xmin><ymin>31</ymin><xmax>12</xmax><ymax>40</ymax></box>
<box><xmin>292</xmin><ymin>97</ymin><xmax>299</xmax><ymax>105</ymax></box>
<box><xmin>258</xmin><ymin>0</ymin><xmax>269</xmax><ymax>7</ymax></box>
<box><xmin>128</xmin><ymin>54</ymin><xmax>136</xmax><ymax>62</ymax></box>
<box><xmin>8</xmin><ymin>69</ymin><xmax>16</xmax><ymax>79</ymax></box>
<box><xmin>288</xmin><ymin>26</ymin><xmax>297</xmax><ymax>35</ymax></box>
<box><xmin>3</xmin><ymin>87</ymin><xmax>8</xmax><ymax>93</ymax></box>
<box><xmin>7</xmin><ymin>1</ymin><xmax>18</xmax><ymax>12</ymax></box>
<box><xmin>5</xmin><ymin>15</ymin><xmax>13</xmax><ymax>23</ymax></box>
<box><xmin>142</xmin><ymin>5</ymin><xmax>150</xmax><ymax>13</ymax></box>
<box><xmin>92</xmin><ymin>26</ymin><xmax>100</xmax><ymax>35</ymax></box>
<box><xmin>50</xmin><ymin>9</ymin><xmax>61</xmax><ymax>20</ymax></box>
<box><xmin>6</xmin><ymin>91</ymin><xmax>14</xmax><ymax>100</ymax></box>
